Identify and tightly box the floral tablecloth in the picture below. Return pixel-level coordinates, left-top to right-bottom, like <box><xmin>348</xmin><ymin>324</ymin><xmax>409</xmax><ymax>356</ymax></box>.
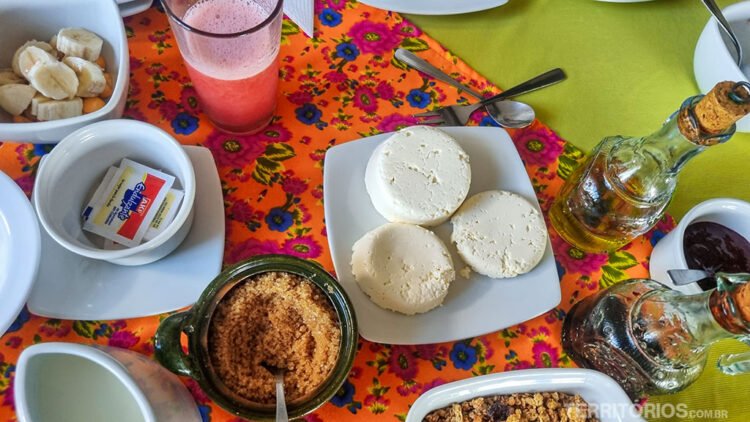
<box><xmin>0</xmin><ymin>2</ymin><xmax>669</xmax><ymax>420</ymax></box>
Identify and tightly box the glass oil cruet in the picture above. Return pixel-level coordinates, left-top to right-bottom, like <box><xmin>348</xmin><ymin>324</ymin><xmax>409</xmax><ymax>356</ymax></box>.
<box><xmin>550</xmin><ymin>81</ymin><xmax>750</xmax><ymax>253</ymax></box>
<box><xmin>562</xmin><ymin>271</ymin><xmax>750</xmax><ymax>398</ymax></box>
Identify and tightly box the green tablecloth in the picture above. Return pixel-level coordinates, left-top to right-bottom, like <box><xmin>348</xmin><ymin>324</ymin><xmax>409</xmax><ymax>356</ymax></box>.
<box><xmin>409</xmin><ymin>0</ymin><xmax>750</xmax><ymax>420</ymax></box>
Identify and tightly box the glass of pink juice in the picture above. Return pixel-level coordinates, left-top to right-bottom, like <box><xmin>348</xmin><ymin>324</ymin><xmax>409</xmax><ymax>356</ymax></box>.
<box><xmin>163</xmin><ymin>0</ymin><xmax>282</xmax><ymax>134</ymax></box>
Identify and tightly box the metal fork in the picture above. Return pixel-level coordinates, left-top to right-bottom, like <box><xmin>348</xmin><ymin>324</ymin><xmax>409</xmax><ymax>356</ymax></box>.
<box><xmin>414</xmin><ymin>68</ymin><xmax>566</xmax><ymax>126</ymax></box>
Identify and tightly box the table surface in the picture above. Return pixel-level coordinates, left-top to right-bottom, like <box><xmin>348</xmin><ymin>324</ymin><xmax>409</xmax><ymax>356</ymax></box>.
<box><xmin>0</xmin><ymin>0</ymin><xmax>748</xmax><ymax>421</ymax></box>
<box><xmin>409</xmin><ymin>0</ymin><xmax>750</xmax><ymax>222</ymax></box>
<box><xmin>410</xmin><ymin>1</ymin><xmax>750</xmax><ymax>419</ymax></box>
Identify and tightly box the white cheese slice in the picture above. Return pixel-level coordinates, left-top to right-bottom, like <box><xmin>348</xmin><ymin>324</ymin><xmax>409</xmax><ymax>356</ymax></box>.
<box><xmin>351</xmin><ymin>222</ymin><xmax>455</xmax><ymax>315</ymax></box>
<box><xmin>364</xmin><ymin>125</ymin><xmax>471</xmax><ymax>227</ymax></box>
<box><xmin>451</xmin><ymin>190</ymin><xmax>548</xmax><ymax>278</ymax></box>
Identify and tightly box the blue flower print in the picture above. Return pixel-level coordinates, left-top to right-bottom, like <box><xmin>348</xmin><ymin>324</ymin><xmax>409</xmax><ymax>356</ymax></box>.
<box><xmin>171</xmin><ymin>112</ymin><xmax>198</xmax><ymax>135</ymax></box>
<box><xmin>330</xmin><ymin>380</ymin><xmax>355</xmax><ymax>407</ymax></box>
<box><xmin>319</xmin><ymin>9</ymin><xmax>342</xmax><ymax>27</ymax></box>
<box><xmin>295</xmin><ymin>103</ymin><xmax>322</xmax><ymax>125</ymax></box>
<box><xmin>266</xmin><ymin>208</ymin><xmax>293</xmax><ymax>232</ymax></box>
<box><xmin>480</xmin><ymin>115</ymin><xmax>501</xmax><ymax>127</ymax></box>
<box><xmin>407</xmin><ymin>89</ymin><xmax>430</xmax><ymax>108</ymax></box>
<box><xmin>7</xmin><ymin>306</ymin><xmax>30</xmax><ymax>333</ymax></box>
<box><xmin>450</xmin><ymin>342</ymin><xmax>478</xmax><ymax>370</ymax></box>
<box><xmin>650</xmin><ymin>230</ymin><xmax>666</xmax><ymax>246</ymax></box>
<box><xmin>336</xmin><ymin>42</ymin><xmax>360</xmax><ymax>61</ymax></box>
<box><xmin>34</xmin><ymin>144</ymin><xmax>55</xmax><ymax>157</ymax></box>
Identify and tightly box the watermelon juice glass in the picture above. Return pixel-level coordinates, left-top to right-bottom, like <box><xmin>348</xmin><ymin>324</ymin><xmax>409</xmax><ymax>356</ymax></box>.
<box><xmin>163</xmin><ymin>0</ymin><xmax>282</xmax><ymax>134</ymax></box>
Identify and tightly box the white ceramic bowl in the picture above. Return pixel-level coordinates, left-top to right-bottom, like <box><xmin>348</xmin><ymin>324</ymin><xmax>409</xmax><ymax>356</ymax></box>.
<box><xmin>0</xmin><ymin>0</ymin><xmax>129</xmax><ymax>143</ymax></box>
<box><xmin>406</xmin><ymin>368</ymin><xmax>644</xmax><ymax>422</ymax></box>
<box><xmin>15</xmin><ymin>343</ymin><xmax>201</xmax><ymax>422</ymax></box>
<box><xmin>33</xmin><ymin>119</ymin><xmax>196</xmax><ymax>266</ymax></box>
<box><xmin>649</xmin><ymin>198</ymin><xmax>750</xmax><ymax>294</ymax></box>
<box><xmin>694</xmin><ymin>1</ymin><xmax>750</xmax><ymax>132</ymax></box>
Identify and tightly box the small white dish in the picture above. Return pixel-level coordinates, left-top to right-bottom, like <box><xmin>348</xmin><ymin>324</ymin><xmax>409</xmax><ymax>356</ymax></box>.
<box><xmin>118</xmin><ymin>0</ymin><xmax>153</xmax><ymax>17</ymax></box>
<box><xmin>15</xmin><ymin>342</ymin><xmax>201</xmax><ymax>422</ymax></box>
<box><xmin>28</xmin><ymin>145</ymin><xmax>224</xmax><ymax>320</ymax></box>
<box><xmin>694</xmin><ymin>1</ymin><xmax>750</xmax><ymax>132</ymax></box>
<box><xmin>359</xmin><ymin>0</ymin><xmax>507</xmax><ymax>16</ymax></box>
<box><xmin>649</xmin><ymin>198</ymin><xmax>750</xmax><ymax>295</ymax></box>
<box><xmin>0</xmin><ymin>171</ymin><xmax>40</xmax><ymax>336</ymax></box>
<box><xmin>33</xmin><ymin>119</ymin><xmax>196</xmax><ymax>266</ymax></box>
<box><xmin>406</xmin><ymin>368</ymin><xmax>644</xmax><ymax>422</ymax></box>
<box><xmin>324</xmin><ymin>126</ymin><xmax>560</xmax><ymax>345</ymax></box>
<box><xmin>0</xmin><ymin>0</ymin><xmax>129</xmax><ymax>143</ymax></box>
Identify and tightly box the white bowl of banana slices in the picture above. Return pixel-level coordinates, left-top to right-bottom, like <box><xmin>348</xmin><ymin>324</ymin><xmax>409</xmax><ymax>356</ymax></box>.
<box><xmin>0</xmin><ymin>0</ymin><xmax>128</xmax><ymax>143</ymax></box>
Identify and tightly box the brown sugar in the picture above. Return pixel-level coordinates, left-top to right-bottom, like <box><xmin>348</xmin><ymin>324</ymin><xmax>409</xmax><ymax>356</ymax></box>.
<box><xmin>208</xmin><ymin>271</ymin><xmax>341</xmax><ymax>404</ymax></box>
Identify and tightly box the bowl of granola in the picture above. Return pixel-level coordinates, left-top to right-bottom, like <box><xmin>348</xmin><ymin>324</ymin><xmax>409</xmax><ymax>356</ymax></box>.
<box><xmin>154</xmin><ymin>254</ymin><xmax>358</xmax><ymax>421</ymax></box>
<box><xmin>406</xmin><ymin>368</ymin><xmax>644</xmax><ymax>422</ymax></box>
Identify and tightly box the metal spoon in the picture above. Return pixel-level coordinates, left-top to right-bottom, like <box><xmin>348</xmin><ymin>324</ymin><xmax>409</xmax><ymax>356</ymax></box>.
<box><xmin>260</xmin><ymin>362</ymin><xmax>288</xmax><ymax>422</ymax></box>
<box><xmin>395</xmin><ymin>48</ymin><xmax>536</xmax><ymax>128</ymax></box>
<box><xmin>701</xmin><ymin>0</ymin><xmax>743</xmax><ymax>66</ymax></box>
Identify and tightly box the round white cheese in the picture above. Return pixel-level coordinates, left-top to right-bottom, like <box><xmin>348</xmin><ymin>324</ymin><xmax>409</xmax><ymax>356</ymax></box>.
<box><xmin>365</xmin><ymin>126</ymin><xmax>471</xmax><ymax>227</ymax></box>
<box><xmin>351</xmin><ymin>222</ymin><xmax>455</xmax><ymax>315</ymax></box>
<box><xmin>451</xmin><ymin>190</ymin><xmax>548</xmax><ymax>278</ymax></box>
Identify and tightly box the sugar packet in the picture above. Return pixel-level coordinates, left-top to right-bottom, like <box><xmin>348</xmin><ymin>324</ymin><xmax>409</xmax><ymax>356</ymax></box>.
<box><xmin>83</xmin><ymin>159</ymin><xmax>175</xmax><ymax>247</ymax></box>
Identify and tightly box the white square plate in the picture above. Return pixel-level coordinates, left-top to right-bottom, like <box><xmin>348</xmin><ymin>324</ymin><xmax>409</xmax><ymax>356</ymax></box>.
<box><xmin>324</xmin><ymin>126</ymin><xmax>561</xmax><ymax>345</ymax></box>
<box><xmin>405</xmin><ymin>368</ymin><xmax>644</xmax><ymax>422</ymax></box>
<box><xmin>28</xmin><ymin>146</ymin><xmax>225</xmax><ymax>320</ymax></box>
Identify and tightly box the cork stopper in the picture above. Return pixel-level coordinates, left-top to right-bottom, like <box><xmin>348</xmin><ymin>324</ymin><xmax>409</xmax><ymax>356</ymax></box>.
<box><xmin>678</xmin><ymin>81</ymin><xmax>750</xmax><ymax>146</ymax></box>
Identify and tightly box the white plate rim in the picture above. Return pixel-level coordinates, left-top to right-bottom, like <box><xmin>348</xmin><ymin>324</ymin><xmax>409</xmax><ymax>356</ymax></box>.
<box><xmin>323</xmin><ymin>126</ymin><xmax>561</xmax><ymax>345</ymax></box>
<box><xmin>405</xmin><ymin>368</ymin><xmax>645</xmax><ymax>422</ymax></box>
<box><xmin>27</xmin><ymin>145</ymin><xmax>224</xmax><ymax>320</ymax></box>
<box><xmin>358</xmin><ymin>0</ymin><xmax>508</xmax><ymax>16</ymax></box>
<box><xmin>0</xmin><ymin>171</ymin><xmax>41</xmax><ymax>336</ymax></box>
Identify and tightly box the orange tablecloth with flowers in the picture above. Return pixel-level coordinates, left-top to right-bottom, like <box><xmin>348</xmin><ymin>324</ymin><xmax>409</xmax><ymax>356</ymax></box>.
<box><xmin>0</xmin><ymin>2</ymin><xmax>670</xmax><ymax>420</ymax></box>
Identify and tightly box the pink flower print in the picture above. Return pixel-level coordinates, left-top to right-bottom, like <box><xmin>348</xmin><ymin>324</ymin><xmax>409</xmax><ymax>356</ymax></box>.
<box><xmin>376</xmin><ymin>81</ymin><xmax>395</xmax><ymax>100</ymax></box>
<box><xmin>6</xmin><ymin>337</ymin><xmax>21</xmax><ymax>349</ymax></box>
<box><xmin>145</xmin><ymin>62</ymin><xmax>165</xmax><ymax>76</ymax></box>
<box><xmin>326</xmin><ymin>0</ymin><xmax>346</xmax><ymax>10</ymax></box>
<box><xmin>512</xmin><ymin>126</ymin><xmax>564</xmax><ymax>167</ymax></box>
<box><xmin>186</xmin><ymin>379</ymin><xmax>210</xmax><ymax>404</ymax></box>
<box><xmin>204</xmin><ymin>131</ymin><xmax>266</xmax><ymax>168</ymax></box>
<box><xmin>39</xmin><ymin>320</ymin><xmax>71</xmax><ymax>337</ymax></box>
<box><xmin>288</xmin><ymin>90</ymin><xmax>314</xmax><ymax>105</ymax></box>
<box><xmin>353</xmin><ymin>86</ymin><xmax>378</xmax><ymax>113</ymax></box>
<box><xmin>13</xmin><ymin>175</ymin><xmax>34</xmax><ymax>197</ymax></box>
<box><xmin>478</xmin><ymin>337</ymin><xmax>494</xmax><ymax>360</ymax></box>
<box><xmin>376</xmin><ymin>113</ymin><xmax>418</xmax><ymax>132</ymax></box>
<box><xmin>180</xmin><ymin>86</ymin><xmax>201</xmax><ymax>114</ymax></box>
<box><xmin>159</xmin><ymin>100</ymin><xmax>180</xmax><ymax>120</ymax></box>
<box><xmin>396</xmin><ymin>381</ymin><xmax>421</xmax><ymax>396</ymax></box>
<box><xmin>389</xmin><ymin>345</ymin><xmax>418</xmax><ymax>380</ymax></box>
<box><xmin>303</xmin><ymin>414</ymin><xmax>324</xmax><ymax>422</ymax></box>
<box><xmin>128</xmin><ymin>79</ymin><xmax>141</xmax><ymax>97</ymax></box>
<box><xmin>421</xmin><ymin>378</ymin><xmax>446</xmax><ymax>394</ymax></box>
<box><xmin>348</xmin><ymin>21</ymin><xmax>401</xmax><ymax>55</ymax></box>
<box><xmin>148</xmin><ymin>30</ymin><xmax>169</xmax><ymax>43</ymax></box>
<box><xmin>130</xmin><ymin>56</ymin><xmax>143</xmax><ymax>70</ymax></box>
<box><xmin>3</xmin><ymin>375</ymin><xmax>14</xmax><ymax>408</ymax></box>
<box><xmin>282</xmin><ymin>236</ymin><xmax>322</xmax><ymax>259</ymax></box>
<box><xmin>532</xmin><ymin>341</ymin><xmax>560</xmax><ymax>368</ymax></box>
<box><xmin>254</xmin><ymin>123</ymin><xmax>292</xmax><ymax>143</ymax></box>
<box><xmin>108</xmin><ymin>330</ymin><xmax>140</xmax><ymax>349</ymax></box>
<box><xmin>324</xmin><ymin>71</ymin><xmax>348</xmax><ymax>83</ymax></box>
<box><xmin>505</xmin><ymin>360</ymin><xmax>533</xmax><ymax>371</ymax></box>
<box><xmin>394</xmin><ymin>21</ymin><xmax>423</xmax><ymax>37</ymax></box>
<box><xmin>552</xmin><ymin>234</ymin><xmax>608</xmax><ymax>275</ymax></box>
<box><xmin>230</xmin><ymin>201</ymin><xmax>261</xmax><ymax>223</ymax></box>
<box><xmin>311</xmin><ymin>185</ymin><xmax>324</xmax><ymax>199</ymax></box>
<box><xmin>123</xmin><ymin>107</ymin><xmax>147</xmax><ymax>121</ymax></box>
<box><xmin>282</xmin><ymin>177</ymin><xmax>308</xmax><ymax>195</ymax></box>
<box><xmin>228</xmin><ymin>238</ymin><xmax>281</xmax><ymax>264</ymax></box>
<box><xmin>415</xmin><ymin>344</ymin><xmax>439</xmax><ymax>361</ymax></box>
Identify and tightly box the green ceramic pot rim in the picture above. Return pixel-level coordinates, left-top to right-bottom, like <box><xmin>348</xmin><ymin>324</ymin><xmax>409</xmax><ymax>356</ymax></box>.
<box><xmin>160</xmin><ymin>254</ymin><xmax>358</xmax><ymax>421</ymax></box>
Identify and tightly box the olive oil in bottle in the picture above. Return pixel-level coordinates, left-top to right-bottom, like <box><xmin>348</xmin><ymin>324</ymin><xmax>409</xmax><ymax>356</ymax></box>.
<box><xmin>550</xmin><ymin>82</ymin><xmax>750</xmax><ymax>253</ymax></box>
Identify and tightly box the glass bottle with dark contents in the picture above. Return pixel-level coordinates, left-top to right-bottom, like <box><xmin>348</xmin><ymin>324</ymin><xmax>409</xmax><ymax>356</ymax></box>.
<box><xmin>562</xmin><ymin>273</ymin><xmax>750</xmax><ymax>398</ymax></box>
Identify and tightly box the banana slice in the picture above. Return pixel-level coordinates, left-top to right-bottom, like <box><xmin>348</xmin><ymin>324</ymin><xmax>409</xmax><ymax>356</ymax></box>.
<box><xmin>62</xmin><ymin>57</ymin><xmax>105</xmax><ymax>97</ymax></box>
<box><xmin>56</xmin><ymin>28</ymin><xmax>103</xmax><ymax>62</ymax></box>
<box><xmin>12</xmin><ymin>41</ymin><xmax>54</xmax><ymax>76</ymax></box>
<box><xmin>16</xmin><ymin>46</ymin><xmax>57</xmax><ymax>78</ymax></box>
<box><xmin>30</xmin><ymin>93</ymin><xmax>52</xmax><ymax>116</ymax></box>
<box><xmin>0</xmin><ymin>84</ymin><xmax>37</xmax><ymax>116</ymax></box>
<box><xmin>36</xmin><ymin>97</ymin><xmax>83</xmax><ymax>121</ymax></box>
<box><xmin>27</xmin><ymin>61</ymin><xmax>79</xmax><ymax>100</ymax></box>
<box><xmin>0</xmin><ymin>68</ymin><xmax>24</xmax><ymax>86</ymax></box>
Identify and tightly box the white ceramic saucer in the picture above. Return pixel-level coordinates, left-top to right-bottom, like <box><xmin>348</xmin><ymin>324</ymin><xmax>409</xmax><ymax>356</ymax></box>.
<box><xmin>0</xmin><ymin>171</ymin><xmax>41</xmax><ymax>336</ymax></box>
<box><xmin>118</xmin><ymin>0</ymin><xmax>153</xmax><ymax>17</ymax></box>
<box><xmin>27</xmin><ymin>146</ymin><xmax>225</xmax><ymax>320</ymax></box>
